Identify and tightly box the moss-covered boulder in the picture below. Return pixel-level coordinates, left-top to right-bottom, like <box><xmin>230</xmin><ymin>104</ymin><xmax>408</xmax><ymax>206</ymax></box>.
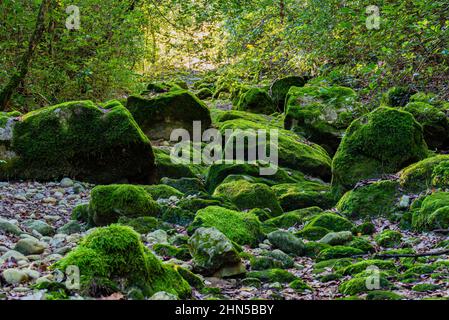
<box><xmin>431</xmin><ymin>160</ymin><xmax>449</xmax><ymax>189</ymax></box>
<box><xmin>319</xmin><ymin>231</ymin><xmax>353</xmax><ymax>246</ymax></box>
<box><xmin>410</xmin><ymin>192</ymin><xmax>449</xmax><ymax>231</ymax></box>
<box><xmin>317</xmin><ymin>246</ymin><xmax>363</xmax><ymax>261</ymax></box>
<box><xmin>126</xmin><ymin>90</ymin><xmax>211</xmax><ymax>140</ymax></box>
<box><xmin>88</xmin><ymin>185</ymin><xmax>160</xmax><ymax>226</ymax></box>
<box><xmin>188</xmin><ymin>227</ymin><xmax>244</xmax><ymax>277</ymax></box>
<box><xmin>339</xmin><ymin>275</ymin><xmax>392</xmax><ymax>295</ymax></box>
<box><xmin>143</xmin><ymin>184</ymin><xmax>184</xmax><ymax>200</ymax></box>
<box><xmin>189</xmin><ymin>206</ymin><xmax>263</xmax><ymax>246</ymax></box>
<box><xmin>263</xmin><ymin>207</ymin><xmax>323</xmax><ymax>231</ymax></box>
<box><xmin>303</xmin><ymin>212</ymin><xmax>354</xmax><ymax>233</ymax></box>
<box><xmin>332</xmin><ymin>107</ymin><xmax>428</xmax><ymax>195</ymax></box>
<box><xmin>213</xmin><ymin>179</ymin><xmax>283</xmax><ymax>216</ymax></box>
<box><xmin>402</xmin><ymin>102</ymin><xmax>449</xmax><ymax>150</ymax></box>
<box><xmin>153</xmin><ymin>148</ymin><xmax>197</xmax><ymax>180</ymax></box>
<box><xmin>375</xmin><ymin>230</ymin><xmax>403</xmax><ymax>248</ymax></box>
<box><xmin>284</xmin><ymin>86</ymin><xmax>362</xmax><ymax>154</ymax></box>
<box><xmin>399</xmin><ymin>155</ymin><xmax>449</xmax><ymax>192</ymax></box>
<box><xmin>271</xmin><ymin>181</ymin><xmax>334</xmax><ymax>211</ymax></box>
<box><xmin>247</xmin><ymin>268</ymin><xmax>297</xmax><ymax>283</ymax></box>
<box><xmin>0</xmin><ymin>101</ymin><xmax>156</xmax><ymax>184</ymax></box>
<box><xmin>145</xmin><ymin>82</ymin><xmax>183</xmax><ymax>94</ymax></box>
<box><xmin>336</xmin><ymin>180</ymin><xmax>400</xmax><ymax>219</ymax></box>
<box><xmin>270</xmin><ymin>76</ymin><xmax>309</xmax><ymax>111</ymax></box>
<box><xmin>218</xmin><ymin>119</ymin><xmax>332</xmax><ymax>181</ymax></box>
<box><xmin>205</xmin><ymin>162</ymin><xmax>306</xmax><ymax>193</ymax></box>
<box><xmin>382</xmin><ymin>86</ymin><xmax>414</xmax><ymax>107</ymax></box>
<box><xmin>235</xmin><ymin>88</ymin><xmax>276</xmax><ymax>115</ymax></box>
<box><xmin>267</xmin><ymin>230</ymin><xmax>305</xmax><ymax>256</ymax></box>
<box><xmin>53</xmin><ymin>225</ymin><xmax>191</xmax><ymax>298</ymax></box>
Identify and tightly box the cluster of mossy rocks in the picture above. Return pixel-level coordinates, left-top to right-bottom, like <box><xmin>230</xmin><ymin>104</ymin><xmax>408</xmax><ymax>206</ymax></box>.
<box><xmin>1</xmin><ymin>76</ymin><xmax>449</xmax><ymax>300</ymax></box>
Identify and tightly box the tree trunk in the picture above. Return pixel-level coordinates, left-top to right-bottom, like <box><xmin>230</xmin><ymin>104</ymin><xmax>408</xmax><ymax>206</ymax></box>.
<box><xmin>0</xmin><ymin>0</ymin><xmax>53</xmax><ymax>110</ymax></box>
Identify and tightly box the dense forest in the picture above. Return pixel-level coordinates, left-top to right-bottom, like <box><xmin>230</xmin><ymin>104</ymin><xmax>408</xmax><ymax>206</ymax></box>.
<box><xmin>0</xmin><ymin>0</ymin><xmax>449</xmax><ymax>302</ymax></box>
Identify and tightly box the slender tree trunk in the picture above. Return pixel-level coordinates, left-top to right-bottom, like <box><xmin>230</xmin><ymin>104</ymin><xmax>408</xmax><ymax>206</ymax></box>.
<box><xmin>0</xmin><ymin>0</ymin><xmax>53</xmax><ymax>110</ymax></box>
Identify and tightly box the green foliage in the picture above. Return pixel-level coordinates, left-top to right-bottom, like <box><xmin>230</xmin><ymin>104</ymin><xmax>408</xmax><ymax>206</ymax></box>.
<box><xmin>89</xmin><ymin>184</ymin><xmax>160</xmax><ymax>226</ymax></box>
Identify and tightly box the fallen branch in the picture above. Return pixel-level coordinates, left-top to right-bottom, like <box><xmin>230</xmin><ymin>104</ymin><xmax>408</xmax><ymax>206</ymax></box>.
<box><xmin>433</xmin><ymin>229</ymin><xmax>449</xmax><ymax>234</ymax></box>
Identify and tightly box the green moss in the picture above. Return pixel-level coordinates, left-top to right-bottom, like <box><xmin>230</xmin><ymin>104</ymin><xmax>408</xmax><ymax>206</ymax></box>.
<box><xmin>342</xmin><ymin>260</ymin><xmax>396</xmax><ymax>276</ymax></box>
<box><xmin>303</xmin><ymin>241</ymin><xmax>331</xmax><ymax>258</ymax></box>
<box><xmin>431</xmin><ymin>160</ymin><xmax>449</xmax><ymax>188</ymax></box>
<box><xmin>296</xmin><ymin>226</ymin><xmax>330</xmax><ymax>241</ymax></box>
<box><xmin>1</xmin><ymin>101</ymin><xmax>155</xmax><ymax>183</ymax></box>
<box><xmin>161</xmin><ymin>177</ymin><xmax>206</xmax><ymax>196</ymax></box>
<box><xmin>205</xmin><ymin>163</ymin><xmax>306</xmax><ymax>193</ymax></box>
<box><xmin>89</xmin><ymin>185</ymin><xmax>160</xmax><ymax>226</ymax></box>
<box><xmin>352</xmin><ymin>222</ymin><xmax>376</xmax><ymax>235</ymax></box>
<box><xmin>412</xmin><ymin>283</ymin><xmax>441</xmax><ymax>292</ymax></box>
<box><xmin>399</xmin><ymin>155</ymin><xmax>449</xmax><ymax>192</ymax></box>
<box><xmin>247</xmin><ymin>269</ymin><xmax>297</xmax><ymax>283</ymax></box>
<box><xmin>71</xmin><ymin>204</ymin><xmax>90</xmax><ymax>223</ymax></box>
<box><xmin>127</xmin><ymin>90</ymin><xmax>211</xmax><ymax>140</ymax></box>
<box><xmin>411</xmin><ymin>192</ymin><xmax>449</xmax><ymax>231</ymax></box>
<box><xmin>403</xmin><ymin>102</ymin><xmax>449</xmax><ymax>150</ymax></box>
<box><xmin>347</xmin><ymin>236</ymin><xmax>374</xmax><ymax>253</ymax></box>
<box><xmin>289</xmin><ymin>279</ymin><xmax>312</xmax><ymax>292</ymax></box>
<box><xmin>332</xmin><ymin>107</ymin><xmax>428</xmax><ymax>194</ymax></box>
<box><xmin>366</xmin><ymin>290</ymin><xmax>403</xmax><ymax>300</ymax></box>
<box><xmin>190</xmin><ymin>206</ymin><xmax>263</xmax><ymax>246</ymax></box>
<box><xmin>235</xmin><ymin>88</ymin><xmax>276</xmax><ymax>114</ymax></box>
<box><xmin>211</xmin><ymin>109</ymin><xmax>283</xmax><ymax>129</ymax></box>
<box><xmin>263</xmin><ymin>207</ymin><xmax>323</xmax><ymax>230</ymax></box>
<box><xmin>382</xmin><ymin>86</ymin><xmax>413</xmax><ymax>107</ymax></box>
<box><xmin>304</xmin><ymin>212</ymin><xmax>354</xmax><ymax>232</ymax></box>
<box><xmin>270</xmin><ymin>76</ymin><xmax>309</xmax><ymax>110</ymax></box>
<box><xmin>153</xmin><ymin>148</ymin><xmax>196</xmax><ymax>180</ymax></box>
<box><xmin>337</xmin><ymin>180</ymin><xmax>400</xmax><ymax>219</ymax></box>
<box><xmin>196</xmin><ymin>88</ymin><xmax>213</xmax><ymax>100</ymax></box>
<box><xmin>161</xmin><ymin>206</ymin><xmax>195</xmax><ymax>226</ymax></box>
<box><xmin>57</xmin><ymin>225</ymin><xmax>190</xmax><ymax>298</ymax></box>
<box><xmin>339</xmin><ymin>275</ymin><xmax>392</xmax><ymax>295</ymax></box>
<box><xmin>374</xmin><ymin>230</ymin><xmax>402</xmax><ymax>248</ymax></box>
<box><xmin>118</xmin><ymin>216</ymin><xmax>166</xmax><ymax>234</ymax></box>
<box><xmin>218</xmin><ymin>119</ymin><xmax>332</xmax><ymax>181</ymax></box>
<box><xmin>271</xmin><ymin>182</ymin><xmax>334</xmax><ymax>212</ymax></box>
<box><xmin>284</xmin><ymin>85</ymin><xmax>362</xmax><ymax>154</ymax></box>
<box><xmin>176</xmin><ymin>265</ymin><xmax>204</xmax><ymax>289</ymax></box>
<box><xmin>145</xmin><ymin>81</ymin><xmax>183</xmax><ymax>93</ymax></box>
<box><xmin>143</xmin><ymin>185</ymin><xmax>184</xmax><ymax>200</ymax></box>
<box><xmin>213</xmin><ymin>180</ymin><xmax>283</xmax><ymax>216</ymax></box>
<box><xmin>313</xmin><ymin>258</ymin><xmax>353</xmax><ymax>274</ymax></box>
<box><xmin>153</xmin><ymin>243</ymin><xmax>190</xmax><ymax>261</ymax></box>
<box><xmin>317</xmin><ymin>246</ymin><xmax>363</xmax><ymax>261</ymax></box>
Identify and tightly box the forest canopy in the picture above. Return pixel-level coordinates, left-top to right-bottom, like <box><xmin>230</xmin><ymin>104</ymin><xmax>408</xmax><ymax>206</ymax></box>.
<box><xmin>1</xmin><ymin>0</ymin><xmax>448</xmax><ymax>110</ymax></box>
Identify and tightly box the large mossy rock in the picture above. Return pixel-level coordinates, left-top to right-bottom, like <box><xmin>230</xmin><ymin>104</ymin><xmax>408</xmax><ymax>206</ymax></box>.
<box><xmin>235</xmin><ymin>88</ymin><xmax>276</xmax><ymax>115</ymax></box>
<box><xmin>332</xmin><ymin>107</ymin><xmax>429</xmax><ymax>195</ymax></box>
<box><xmin>337</xmin><ymin>180</ymin><xmax>400</xmax><ymax>219</ymax></box>
<box><xmin>53</xmin><ymin>225</ymin><xmax>191</xmax><ymax>298</ymax></box>
<box><xmin>410</xmin><ymin>192</ymin><xmax>449</xmax><ymax>231</ymax></box>
<box><xmin>126</xmin><ymin>90</ymin><xmax>212</xmax><ymax>140</ymax></box>
<box><xmin>402</xmin><ymin>102</ymin><xmax>449</xmax><ymax>150</ymax></box>
<box><xmin>270</xmin><ymin>76</ymin><xmax>309</xmax><ymax>111</ymax></box>
<box><xmin>218</xmin><ymin>119</ymin><xmax>332</xmax><ymax>181</ymax></box>
<box><xmin>89</xmin><ymin>185</ymin><xmax>160</xmax><ymax>226</ymax></box>
<box><xmin>271</xmin><ymin>181</ymin><xmax>334</xmax><ymax>212</ymax></box>
<box><xmin>213</xmin><ymin>179</ymin><xmax>283</xmax><ymax>216</ymax></box>
<box><xmin>188</xmin><ymin>227</ymin><xmax>245</xmax><ymax>277</ymax></box>
<box><xmin>284</xmin><ymin>86</ymin><xmax>362</xmax><ymax>154</ymax></box>
<box><xmin>189</xmin><ymin>206</ymin><xmax>263</xmax><ymax>246</ymax></box>
<box><xmin>398</xmin><ymin>155</ymin><xmax>449</xmax><ymax>193</ymax></box>
<box><xmin>0</xmin><ymin>101</ymin><xmax>155</xmax><ymax>184</ymax></box>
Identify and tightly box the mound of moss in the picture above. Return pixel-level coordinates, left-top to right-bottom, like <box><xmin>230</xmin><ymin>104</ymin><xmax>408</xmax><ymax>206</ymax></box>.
<box><xmin>317</xmin><ymin>246</ymin><xmax>363</xmax><ymax>261</ymax></box>
<box><xmin>270</xmin><ymin>76</ymin><xmax>309</xmax><ymax>111</ymax></box>
<box><xmin>53</xmin><ymin>225</ymin><xmax>191</xmax><ymax>298</ymax></box>
<box><xmin>339</xmin><ymin>275</ymin><xmax>392</xmax><ymax>295</ymax></box>
<box><xmin>153</xmin><ymin>148</ymin><xmax>197</xmax><ymax>180</ymax></box>
<box><xmin>126</xmin><ymin>90</ymin><xmax>211</xmax><ymax>140</ymax></box>
<box><xmin>271</xmin><ymin>182</ymin><xmax>334</xmax><ymax>212</ymax></box>
<box><xmin>332</xmin><ymin>107</ymin><xmax>428</xmax><ymax>195</ymax></box>
<box><xmin>88</xmin><ymin>185</ymin><xmax>160</xmax><ymax>226</ymax></box>
<box><xmin>402</xmin><ymin>102</ymin><xmax>449</xmax><ymax>150</ymax></box>
<box><xmin>337</xmin><ymin>180</ymin><xmax>400</xmax><ymax>219</ymax></box>
<box><xmin>263</xmin><ymin>207</ymin><xmax>323</xmax><ymax>231</ymax></box>
<box><xmin>375</xmin><ymin>230</ymin><xmax>403</xmax><ymax>248</ymax></box>
<box><xmin>218</xmin><ymin>119</ymin><xmax>332</xmax><ymax>181</ymax></box>
<box><xmin>382</xmin><ymin>86</ymin><xmax>414</xmax><ymax>107</ymax></box>
<box><xmin>431</xmin><ymin>160</ymin><xmax>449</xmax><ymax>189</ymax></box>
<box><xmin>284</xmin><ymin>86</ymin><xmax>362</xmax><ymax>154</ymax></box>
<box><xmin>304</xmin><ymin>212</ymin><xmax>354</xmax><ymax>233</ymax></box>
<box><xmin>144</xmin><ymin>82</ymin><xmax>183</xmax><ymax>94</ymax></box>
<box><xmin>143</xmin><ymin>184</ymin><xmax>184</xmax><ymax>200</ymax></box>
<box><xmin>235</xmin><ymin>88</ymin><xmax>276</xmax><ymax>115</ymax></box>
<box><xmin>410</xmin><ymin>192</ymin><xmax>449</xmax><ymax>231</ymax></box>
<box><xmin>213</xmin><ymin>179</ymin><xmax>283</xmax><ymax>216</ymax></box>
<box><xmin>247</xmin><ymin>268</ymin><xmax>297</xmax><ymax>283</ymax></box>
<box><xmin>189</xmin><ymin>206</ymin><xmax>263</xmax><ymax>246</ymax></box>
<box><xmin>399</xmin><ymin>155</ymin><xmax>449</xmax><ymax>193</ymax></box>
<box><xmin>0</xmin><ymin>101</ymin><xmax>155</xmax><ymax>184</ymax></box>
